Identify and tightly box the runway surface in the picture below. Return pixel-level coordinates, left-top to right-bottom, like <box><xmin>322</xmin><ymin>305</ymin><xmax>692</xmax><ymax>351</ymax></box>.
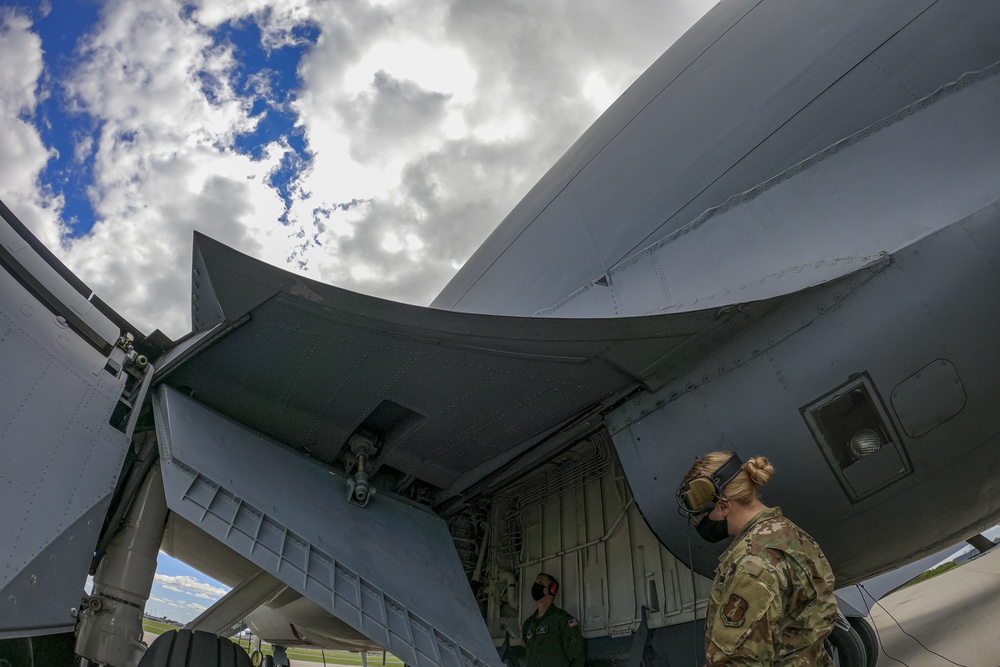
<box><xmin>869</xmin><ymin>545</ymin><xmax>1000</xmax><ymax>667</ymax></box>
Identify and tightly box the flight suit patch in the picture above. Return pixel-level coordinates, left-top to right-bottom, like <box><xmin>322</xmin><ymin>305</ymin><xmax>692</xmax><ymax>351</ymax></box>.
<box><xmin>526</xmin><ymin>629</ymin><xmax>533</xmax><ymax>640</ymax></box>
<box><xmin>568</xmin><ymin>618</ymin><xmax>578</xmax><ymax>627</ymax></box>
<box><xmin>711</xmin><ymin>571</ymin><xmax>777</xmax><ymax>655</ymax></box>
<box><xmin>722</xmin><ymin>594</ymin><xmax>749</xmax><ymax>627</ymax></box>
<box><xmin>536</xmin><ymin>626</ymin><xmax>548</xmax><ymax>634</ymax></box>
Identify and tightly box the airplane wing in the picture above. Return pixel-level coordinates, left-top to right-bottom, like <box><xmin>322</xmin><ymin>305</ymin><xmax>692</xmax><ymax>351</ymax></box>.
<box><xmin>157</xmin><ymin>232</ymin><xmax>784</xmax><ymax>501</ymax></box>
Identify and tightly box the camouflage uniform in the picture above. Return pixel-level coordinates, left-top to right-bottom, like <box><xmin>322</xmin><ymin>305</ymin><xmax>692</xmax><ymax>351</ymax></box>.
<box><xmin>704</xmin><ymin>507</ymin><xmax>836</xmax><ymax>667</ymax></box>
<box><xmin>522</xmin><ymin>604</ymin><xmax>586</xmax><ymax>667</ymax></box>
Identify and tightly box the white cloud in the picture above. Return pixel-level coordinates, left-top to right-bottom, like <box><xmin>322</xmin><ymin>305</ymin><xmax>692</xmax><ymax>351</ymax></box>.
<box><xmin>154</xmin><ymin>573</ymin><xmax>229</xmax><ymax>600</ymax></box>
<box><xmin>146</xmin><ymin>592</ymin><xmax>213</xmax><ymax>623</ymax></box>
<box><xmin>342</xmin><ymin>39</ymin><xmax>476</xmax><ymax>102</ymax></box>
<box><xmin>0</xmin><ymin>0</ymin><xmax>710</xmax><ymax>339</ymax></box>
<box><xmin>193</xmin><ymin>0</ymin><xmax>313</xmax><ymax>41</ymax></box>
<box><xmin>50</xmin><ymin>0</ymin><xmax>293</xmax><ymax>336</ymax></box>
<box><xmin>0</xmin><ymin>9</ymin><xmax>64</xmax><ymax>248</ymax></box>
<box><xmin>149</xmin><ymin>594</ymin><xmax>183</xmax><ymax>607</ymax></box>
<box><xmin>582</xmin><ymin>72</ymin><xmax>617</xmax><ymax>112</ymax></box>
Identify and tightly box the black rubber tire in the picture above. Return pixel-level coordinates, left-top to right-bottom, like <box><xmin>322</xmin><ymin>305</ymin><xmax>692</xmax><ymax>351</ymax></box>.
<box><xmin>138</xmin><ymin>629</ymin><xmax>253</xmax><ymax>667</ymax></box>
<box><xmin>828</xmin><ymin>623</ymin><xmax>866</xmax><ymax>667</ymax></box>
<box><xmin>848</xmin><ymin>616</ymin><xmax>880</xmax><ymax>667</ymax></box>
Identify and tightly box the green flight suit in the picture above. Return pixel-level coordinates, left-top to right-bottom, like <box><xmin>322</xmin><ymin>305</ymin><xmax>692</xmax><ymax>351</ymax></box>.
<box><xmin>704</xmin><ymin>507</ymin><xmax>837</xmax><ymax>667</ymax></box>
<box><xmin>522</xmin><ymin>604</ymin><xmax>586</xmax><ymax>667</ymax></box>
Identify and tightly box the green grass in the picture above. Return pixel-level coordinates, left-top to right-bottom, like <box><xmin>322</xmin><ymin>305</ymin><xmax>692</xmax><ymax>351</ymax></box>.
<box><xmin>143</xmin><ymin>619</ymin><xmax>404</xmax><ymax>666</ymax></box>
<box><xmin>900</xmin><ymin>560</ymin><xmax>958</xmax><ymax>589</ymax></box>
<box><xmin>143</xmin><ymin>619</ymin><xmax>180</xmax><ymax>635</ymax></box>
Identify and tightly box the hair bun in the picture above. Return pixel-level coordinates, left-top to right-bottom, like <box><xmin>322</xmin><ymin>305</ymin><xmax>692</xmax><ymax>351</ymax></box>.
<box><xmin>743</xmin><ymin>456</ymin><xmax>774</xmax><ymax>486</ymax></box>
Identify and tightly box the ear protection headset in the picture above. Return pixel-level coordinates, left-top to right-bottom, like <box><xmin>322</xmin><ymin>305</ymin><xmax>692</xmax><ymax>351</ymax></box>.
<box><xmin>538</xmin><ymin>574</ymin><xmax>559</xmax><ymax>596</ymax></box>
<box><xmin>675</xmin><ymin>453</ymin><xmax>744</xmax><ymax>517</ymax></box>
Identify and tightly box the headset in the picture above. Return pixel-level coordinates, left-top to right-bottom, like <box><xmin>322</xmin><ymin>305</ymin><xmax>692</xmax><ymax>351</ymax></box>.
<box><xmin>676</xmin><ymin>453</ymin><xmax>744</xmax><ymax>667</ymax></box>
<box><xmin>538</xmin><ymin>573</ymin><xmax>559</xmax><ymax>596</ymax></box>
<box><xmin>675</xmin><ymin>452</ymin><xmax>744</xmax><ymax>517</ymax></box>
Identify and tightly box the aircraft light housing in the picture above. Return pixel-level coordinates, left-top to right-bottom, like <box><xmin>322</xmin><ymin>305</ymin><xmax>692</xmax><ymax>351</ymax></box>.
<box><xmin>801</xmin><ymin>373</ymin><xmax>911</xmax><ymax>502</ymax></box>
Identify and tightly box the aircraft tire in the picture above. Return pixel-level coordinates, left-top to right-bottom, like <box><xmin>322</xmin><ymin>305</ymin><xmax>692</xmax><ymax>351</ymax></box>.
<box><xmin>848</xmin><ymin>616</ymin><xmax>880</xmax><ymax>667</ymax></box>
<box><xmin>137</xmin><ymin>629</ymin><xmax>253</xmax><ymax>667</ymax></box>
<box><xmin>828</xmin><ymin>623</ymin><xmax>867</xmax><ymax>667</ymax></box>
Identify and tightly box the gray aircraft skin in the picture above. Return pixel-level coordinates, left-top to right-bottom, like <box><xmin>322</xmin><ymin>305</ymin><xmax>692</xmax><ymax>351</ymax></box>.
<box><xmin>2</xmin><ymin>1</ymin><xmax>1000</xmax><ymax>666</ymax></box>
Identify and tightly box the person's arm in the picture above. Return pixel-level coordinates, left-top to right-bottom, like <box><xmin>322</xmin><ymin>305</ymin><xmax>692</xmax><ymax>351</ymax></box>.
<box><xmin>561</xmin><ymin>614</ymin><xmax>586</xmax><ymax>667</ymax></box>
<box><xmin>705</xmin><ymin>554</ymin><xmax>786</xmax><ymax>667</ymax></box>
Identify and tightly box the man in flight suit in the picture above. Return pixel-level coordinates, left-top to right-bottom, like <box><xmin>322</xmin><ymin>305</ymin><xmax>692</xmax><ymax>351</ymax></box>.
<box><xmin>521</xmin><ymin>573</ymin><xmax>586</xmax><ymax>667</ymax></box>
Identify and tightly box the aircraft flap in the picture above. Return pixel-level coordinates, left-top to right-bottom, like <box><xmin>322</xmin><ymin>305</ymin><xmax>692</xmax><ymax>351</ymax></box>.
<box><xmin>153</xmin><ymin>385</ymin><xmax>502</xmax><ymax>667</ymax></box>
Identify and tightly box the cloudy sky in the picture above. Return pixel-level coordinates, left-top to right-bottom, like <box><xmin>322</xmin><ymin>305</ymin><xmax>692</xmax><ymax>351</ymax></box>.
<box><xmin>0</xmin><ymin>0</ymin><xmax>710</xmax><ymax>340</ymax></box>
<box><xmin>147</xmin><ymin>559</ymin><xmax>230</xmax><ymax>624</ymax></box>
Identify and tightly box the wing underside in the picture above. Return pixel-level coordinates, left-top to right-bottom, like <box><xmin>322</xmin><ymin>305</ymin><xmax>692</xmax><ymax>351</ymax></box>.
<box><xmin>159</xmin><ymin>234</ymin><xmax>780</xmax><ymax>500</ymax></box>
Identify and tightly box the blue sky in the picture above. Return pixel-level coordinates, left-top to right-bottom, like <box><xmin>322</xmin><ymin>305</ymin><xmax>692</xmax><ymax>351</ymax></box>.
<box><xmin>147</xmin><ymin>554</ymin><xmax>230</xmax><ymax>623</ymax></box>
<box><xmin>27</xmin><ymin>3</ymin><xmax>317</xmax><ymax>236</ymax></box>
<box><xmin>0</xmin><ymin>0</ymin><xmax>710</xmax><ymax>625</ymax></box>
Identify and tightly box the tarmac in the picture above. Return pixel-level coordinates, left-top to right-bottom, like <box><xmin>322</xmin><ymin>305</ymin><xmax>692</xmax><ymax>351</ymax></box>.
<box><xmin>869</xmin><ymin>544</ymin><xmax>1000</xmax><ymax>667</ymax></box>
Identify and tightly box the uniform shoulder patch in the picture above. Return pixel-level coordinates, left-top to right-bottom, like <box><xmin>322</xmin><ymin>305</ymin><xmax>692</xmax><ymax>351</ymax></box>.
<box><xmin>568</xmin><ymin>618</ymin><xmax>578</xmax><ymax>627</ymax></box>
<box><xmin>722</xmin><ymin>593</ymin><xmax>749</xmax><ymax>627</ymax></box>
<box><xmin>710</xmin><ymin>565</ymin><xmax>778</xmax><ymax>656</ymax></box>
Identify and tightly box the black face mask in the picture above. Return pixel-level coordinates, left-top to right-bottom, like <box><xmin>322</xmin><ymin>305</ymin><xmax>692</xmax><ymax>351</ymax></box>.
<box><xmin>695</xmin><ymin>516</ymin><xmax>730</xmax><ymax>543</ymax></box>
<box><xmin>531</xmin><ymin>583</ymin><xmax>547</xmax><ymax>601</ymax></box>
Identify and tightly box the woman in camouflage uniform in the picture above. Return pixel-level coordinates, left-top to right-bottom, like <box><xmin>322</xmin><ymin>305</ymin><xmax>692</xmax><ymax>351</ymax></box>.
<box><xmin>677</xmin><ymin>453</ymin><xmax>837</xmax><ymax>667</ymax></box>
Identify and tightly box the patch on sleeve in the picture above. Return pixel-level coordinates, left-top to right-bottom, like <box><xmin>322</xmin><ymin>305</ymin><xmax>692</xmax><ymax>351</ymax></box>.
<box><xmin>709</xmin><ymin>560</ymin><xmax>779</xmax><ymax>657</ymax></box>
<box><xmin>568</xmin><ymin>618</ymin><xmax>578</xmax><ymax>627</ymax></box>
<box><xmin>721</xmin><ymin>594</ymin><xmax>749</xmax><ymax>627</ymax></box>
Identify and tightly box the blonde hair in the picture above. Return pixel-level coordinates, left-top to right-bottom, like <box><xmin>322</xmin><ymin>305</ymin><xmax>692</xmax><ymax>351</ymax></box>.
<box><xmin>683</xmin><ymin>451</ymin><xmax>774</xmax><ymax>504</ymax></box>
